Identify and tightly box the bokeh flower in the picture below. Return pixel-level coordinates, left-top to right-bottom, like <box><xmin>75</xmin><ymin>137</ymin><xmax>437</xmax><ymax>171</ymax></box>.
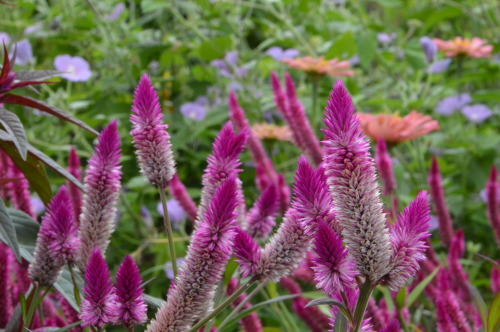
<box><xmin>179</xmin><ymin>96</ymin><xmax>207</xmax><ymax>121</ymax></box>
<box><xmin>13</xmin><ymin>39</ymin><xmax>33</xmax><ymax>66</ymax></box>
<box><xmin>435</xmin><ymin>93</ymin><xmax>471</xmax><ymax>115</ymax></box>
<box><xmin>30</xmin><ymin>196</ymin><xmax>45</xmax><ymax>216</ymax></box>
<box><xmin>0</xmin><ymin>32</ymin><xmax>10</xmax><ymax>45</ymax></box>
<box><xmin>420</xmin><ymin>36</ymin><xmax>437</xmax><ymax>63</ymax></box>
<box><xmin>357</xmin><ymin>111</ymin><xmax>440</xmax><ymax>144</ymax></box>
<box><xmin>428</xmin><ymin>58</ymin><xmax>451</xmax><ymax>74</ymax></box>
<box><xmin>105</xmin><ymin>3</ymin><xmax>125</xmax><ymax>21</ymax></box>
<box><xmin>283</xmin><ymin>56</ymin><xmax>354</xmax><ymax>77</ymax></box>
<box><xmin>251</xmin><ymin>123</ymin><xmax>293</xmax><ymax>142</ymax></box>
<box><xmin>164</xmin><ymin>258</ymin><xmax>185</xmax><ymax>280</ymax></box>
<box><xmin>377</xmin><ymin>33</ymin><xmax>397</xmax><ymax>45</ymax></box>
<box><xmin>461</xmin><ymin>104</ymin><xmax>493</xmax><ymax>123</ymax></box>
<box><xmin>266</xmin><ymin>46</ymin><xmax>300</xmax><ymax>61</ymax></box>
<box><xmin>24</xmin><ymin>23</ymin><xmax>42</xmax><ymax>35</ymax></box>
<box><xmin>210</xmin><ymin>51</ymin><xmax>249</xmax><ymax>78</ymax></box>
<box><xmin>53</xmin><ymin>55</ymin><xmax>92</xmax><ymax>82</ymax></box>
<box><xmin>433</xmin><ymin>37</ymin><xmax>493</xmax><ymax>58</ymax></box>
<box><xmin>156</xmin><ymin>199</ymin><xmax>187</xmax><ymax>224</ymax></box>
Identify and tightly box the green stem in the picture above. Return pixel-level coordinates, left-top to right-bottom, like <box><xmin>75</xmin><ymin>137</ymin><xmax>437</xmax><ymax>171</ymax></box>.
<box><xmin>352</xmin><ymin>279</ymin><xmax>373</xmax><ymax>332</ymax></box>
<box><xmin>159</xmin><ymin>187</ymin><xmax>178</xmax><ymax>278</ymax></box>
<box><xmin>24</xmin><ymin>284</ymin><xmax>41</xmax><ymax>329</ymax></box>
<box><xmin>69</xmin><ymin>264</ymin><xmax>82</xmax><ymax>307</ymax></box>
<box><xmin>189</xmin><ymin>277</ymin><xmax>257</xmax><ymax>332</ymax></box>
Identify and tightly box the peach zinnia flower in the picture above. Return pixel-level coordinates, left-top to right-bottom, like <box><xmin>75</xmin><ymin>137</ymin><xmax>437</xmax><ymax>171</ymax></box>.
<box><xmin>252</xmin><ymin>123</ymin><xmax>293</xmax><ymax>142</ymax></box>
<box><xmin>357</xmin><ymin>111</ymin><xmax>439</xmax><ymax>144</ymax></box>
<box><xmin>283</xmin><ymin>56</ymin><xmax>354</xmax><ymax>77</ymax></box>
<box><xmin>432</xmin><ymin>37</ymin><xmax>493</xmax><ymax>58</ymax></box>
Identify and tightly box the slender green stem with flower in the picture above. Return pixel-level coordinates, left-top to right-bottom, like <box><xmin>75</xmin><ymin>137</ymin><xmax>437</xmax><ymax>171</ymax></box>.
<box><xmin>159</xmin><ymin>187</ymin><xmax>178</xmax><ymax>278</ymax></box>
<box><xmin>351</xmin><ymin>279</ymin><xmax>373</xmax><ymax>332</ymax></box>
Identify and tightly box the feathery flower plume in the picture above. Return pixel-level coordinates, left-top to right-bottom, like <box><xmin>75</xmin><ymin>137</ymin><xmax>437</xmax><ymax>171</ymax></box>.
<box><xmin>322</xmin><ymin>80</ymin><xmax>392</xmax><ymax>282</ymax></box>
<box><xmin>169</xmin><ymin>174</ymin><xmax>198</xmax><ymax>221</ymax></box>
<box><xmin>67</xmin><ymin>146</ymin><xmax>83</xmax><ymax>226</ymax></box>
<box><xmin>227</xmin><ymin>278</ymin><xmax>263</xmax><ymax>332</ymax></box>
<box><xmin>78</xmin><ymin>121</ymin><xmax>122</xmax><ymax>271</ymax></box>
<box><xmin>28</xmin><ymin>187</ymin><xmax>75</xmax><ymax>286</ymax></box>
<box><xmin>380</xmin><ymin>320</ymin><xmax>401</xmax><ymax>332</ymax></box>
<box><xmin>233</xmin><ymin>228</ymin><xmax>262</xmax><ymax>278</ymax></box>
<box><xmin>80</xmin><ymin>247</ymin><xmax>117</xmax><ymax>327</ymax></box>
<box><xmin>0</xmin><ymin>243</ymin><xmax>13</xmax><ymax>327</ymax></box>
<box><xmin>486</xmin><ymin>166</ymin><xmax>500</xmax><ymax>247</ymax></box>
<box><xmin>428</xmin><ymin>156</ymin><xmax>454</xmax><ymax>248</ymax></box>
<box><xmin>245</xmin><ymin>183</ymin><xmax>280</xmax><ymax>239</ymax></box>
<box><xmin>115</xmin><ymin>255</ymin><xmax>147</xmax><ymax>328</ymax></box>
<box><xmin>447</xmin><ymin>230</ymin><xmax>472</xmax><ymax>302</ymax></box>
<box><xmin>147</xmin><ymin>177</ymin><xmax>240</xmax><ymax>331</ymax></box>
<box><xmin>491</xmin><ymin>264</ymin><xmax>500</xmax><ymax>293</ymax></box>
<box><xmin>277</xmin><ymin>173</ymin><xmax>291</xmax><ymax>212</ymax></box>
<box><xmin>312</xmin><ymin>221</ymin><xmax>356</xmax><ymax>296</ymax></box>
<box><xmin>383</xmin><ymin>191</ymin><xmax>431</xmax><ymax>291</ymax></box>
<box><xmin>7</xmin><ymin>163</ymin><xmax>35</xmax><ymax>218</ymax></box>
<box><xmin>366</xmin><ymin>298</ymin><xmax>391</xmax><ymax>330</ymax></box>
<box><xmin>375</xmin><ymin>138</ymin><xmax>396</xmax><ymax>195</ymax></box>
<box><xmin>284</xmin><ymin>72</ymin><xmax>323</xmax><ymax>166</ymax></box>
<box><xmin>130</xmin><ymin>74</ymin><xmax>175</xmax><ymax>188</ymax></box>
<box><xmin>58</xmin><ymin>294</ymin><xmax>82</xmax><ymax>332</ymax></box>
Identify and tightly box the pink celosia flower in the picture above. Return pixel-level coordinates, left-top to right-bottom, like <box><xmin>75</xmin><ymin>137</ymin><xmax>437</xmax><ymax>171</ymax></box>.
<box><xmin>312</xmin><ymin>221</ymin><xmax>357</xmax><ymax>297</ymax></box>
<box><xmin>380</xmin><ymin>320</ymin><xmax>401</xmax><ymax>332</ymax></box>
<box><xmin>57</xmin><ymin>294</ymin><xmax>82</xmax><ymax>331</ymax></box>
<box><xmin>428</xmin><ymin>156</ymin><xmax>454</xmax><ymax>248</ymax></box>
<box><xmin>0</xmin><ymin>243</ymin><xmax>13</xmax><ymax>327</ymax></box>
<box><xmin>67</xmin><ymin>146</ymin><xmax>83</xmax><ymax>226</ymax></box>
<box><xmin>366</xmin><ymin>298</ymin><xmax>391</xmax><ymax>330</ymax></box>
<box><xmin>227</xmin><ymin>278</ymin><xmax>263</xmax><ymax>332</ymax></box>
<box><xmin>375</xmin><ymin>138</ymin><xmax>396</xmax><ymax>195</ymax></box>
<box><xmin>131</xmin><ymin>74</ymin><xmax>175</xmax><ymax>188</ymax></box>
<box><xmin>233</xmin><ymin>228</ymin><xmax>262</xmax><ymax>278</ymax></box>
<box><xmin>115</xmin><ymin>255</ymin><xmax>147</xmax><ymax>328</ymax></box>
<box><xmin>383</xmin><ymin>191</ymin><xmax>431</xmax><ymax>291</ymax></box>
<box><xmin>6</xmin><ymin>162</ymin><xmax>35</xmax><ymax>218</ymax></box>
<box><xmin>245</xmin><ymin>183</ymin><xmax>280</xmax><ymax>239</ymax></box>
<box><xmin>491</xmin><ymin>264</ymin><xmax>500</xmax><ymax>294</ymax></box>
<box><xmin>80</xmin><ymin>247</ymin><xmax>117</xmax><ymax>327</ymax></box>
<box><xmin>147</xmin><ymin>177</ymin><xmax>240</xmax><ymax>331</ymax></box>
<box><xmin>78</xmin><ymin>121</ymin><xmax>122</xmax><ymax>271</ymax></box>
<box><xmin>28</xmin><ymin>187</ymin><xmax>76</xmax><ymax>286</ymax></box>
<box><xmin>447</xmin><ymin>230</ymin><xmax>472</xmax><ymax>302</ymax></box>
<box><xmin>433</xmin><ymin>37</ymin><xmax>493</xmax><ymax>58</ymax></box>
<box><xmin>169</xmin><ymin>174</ymin><xmax>198</xmax><ymax>222</ymax></box>
<box><xmin>322</xmin><ymin>80</ymin><xmax>392</xmax><ymax>283</ymax></box>
<box><xmin>486</xmin><ymin>166</ymin><xmax>500</xmax><ymax>247</ymax></box>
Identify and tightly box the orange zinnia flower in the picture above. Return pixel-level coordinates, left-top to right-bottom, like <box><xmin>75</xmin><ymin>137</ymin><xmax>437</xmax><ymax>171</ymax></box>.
<box><xmin>252</xmin><ymin>123</ymin><xmax>293</xmax><ymax>142</ymax></box>
<box><xmin>432</xmin><ymin>37</ymin><xmax>493</xmax><ymax>58</ymax></box>
<box><xmin>282</xmin><ymin>56</ymin><xmax>354</xmax><ymax>77</ymax></box>
<box><xmin>357</xmin><ymin>111</ymin><xmax>440</xmax><ymax>144</ymax></box>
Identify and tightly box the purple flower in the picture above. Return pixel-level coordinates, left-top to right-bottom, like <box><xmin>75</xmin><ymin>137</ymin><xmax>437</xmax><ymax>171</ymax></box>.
<box><xmin>105</xmin><ymin>3</ymin><xmax>125</xmax><ymax>21</ymax></box>
<box><xmin>80</xmin><ymin>247</ymin><xmax>117</xmax><ymax>327</ymax></box>
<box><xmin>266</xmin><ymin>46</ymin><xmax>300</xmax><ymax>61</ymax></box>
<box><xmin>30</xmin><ymin>196</ymin><xmax>45</xmax><ymax>215</ymax></box>
<box><xmin>169</xmin><ymin>174</ymin><xmax>198</xmax><ymax>221</ymax></box>
<box><xmin>233</xmin><ymin>228</ymin><xmax>262</xmax><ymax>278</ymax></box>
<box><xmin>115</xmin><ymin>255</ymin><xmax>147</xmax><ymax>328</ymax></box>
<box><xmin>67</xmin><ymin>146</ymin><xmax>83</xmax><ymax>226</ymax></box>
<box><xmin>435</xmin><ymin>93</ymin><xmax>471</xmax><ymax>116</ymax></box>
<box><xmin>77</xmin><ymin>121</ymin><xmax>122</xmax><ymax>272</ymax></box>
<box><xmin>13</xmin><ymin>39</ymin><xmax>33</xmax><ymax>66</ymax></box>
<box><xmin>53</xmin><ymin>55</ymin><xmax>92</xmax><ymax>82</ymax></box>
<box><xmin>428</xmin><ymin>58</ymin><xmax>451</xmax><ymax>74</ymax></box>
<box><xmin>486</xmin><ymin>167</ymin><xmax>500</xmax><ymax>247</ymax></box>
<box><xmin>140</xmin><ymin>206</ymin><xmax>154</xmax><ymax>228</ymax></box>
<box><xmin>164</xmin><ymin>258</ymin><xmax>185</xmax><ymax>280</ymax></box>
<box><xmin>377</xmin><ymin>33</ymin><xmax>397</xmax><ymax>45</ymax></box>
<box><xmin>180</xmin><ymin>96</ymin><xmax>207</xmax><ymax>121</ymax></box>
<box><xmin>461</xmin><ymin>104</ymin><xmax>493</xmax><ymax>123</ymax></box>
<box><xmin>420</xmin><ymin>36</ymin><xmax>437</xmax><ymax>63</ymax></box>
<box><xmin>245</xmin><ymin>183</ymin><xmax>279</xmax><ymax>239</ymax></box>
<box><xmin>156</xmin><ymin>199</ymin><xmax>187</xmax><ymax>224</ymax></box>
<box><xmin>210</xmin><ymin>51</ymin><xmax>249</xmax><ymax>78</ymax></box>
<box><xmin>322</xmin><ymin>80</ymin><xmax>392</xmax><ymax>283</ymax></box>
<box><xmin>24</xmin><ymin>23</ymin><xmax>42</xmax><ymax>35</ymax></box>
<box><xmin>349</xmin><ymin>54</ymin><xmax>360</xmax><ymax>66</ymax></box>
<box><xmin>429</xmin><ymin>215</ymin><xmax>439</xmax><ymax>232</ymax></box>
<box><xmin>131</xmin><ymin>74</ymin><xmax>176</xmax><ymax>188</ymax></box>
<box><xmin>0</xmin><ymin>32</ymin><xmax>10</xmax><ymax>45</ymax></box>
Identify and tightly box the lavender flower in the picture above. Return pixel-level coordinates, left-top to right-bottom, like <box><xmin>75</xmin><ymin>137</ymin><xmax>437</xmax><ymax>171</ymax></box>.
<box><xmin>312</xmin><ymin>221</ymin><xmax>356</xmax><ymax>297</ymax></box>
<box><xmin>169</xmin><ymin>174</ymin><xmax>198</xmax><ymax>221</ymax></box>
<box><xmin>245</xmin><ymin>184</ymin><xmax>279</xmax><ymax>239</ymax></box>
<box><xmin>180</xmin><ymin>96</ymin><xmax>207</xmax><ymax>121</ymax></box>
<box><xmin>77</xmin><ymin>121</ymin><xmax>122</xmax><ymax>271</ymax></box>
<box><xmin>115</xmin><ymin>255</ymin><xmax>147</xmax><ymax>328</ymax></box>
<box><xmin>383</xmin><ymin>191</ymin><xmax>431</xmax><ymax>291</ymax></box>
<box><xmin>24</xmin><ymin>23</ymin><xmax>42</xmax><ymax>35</ymax></box>
<box><xmin>461</xmin><ymin>104</ymin><xmax>493</xmax><ymax>123</ymax></box>
<box><xmin>164</xmin><ymin>258</ymin><xmax>185</xmax><ymax>280</ymax></box>
<box><xmin>67</xmin><ymin>146</ymin><xmax>82</xmax><ymax>225</ymax></box>
<box><xmin>322</xmin><ymin>80</ymin><xmax>392</xmax><ymax>282</ymax></box>
<box><xmin>375</xmin><ymin>138</ymin><xmax>396</xmax><ymax>195</ymax></box>
<box><xmin>486</xmin><ymin>166</ymin><xmax>500</xmax><ymax>247</ymax></box>
<box><xmin>420</xmin><ymin>36</ymin><xmax>437</xmax><ymax>63</ymax></box>
<box><xmin>266</xmin><ymin>46</ymin><xmax>300</xmax><ymax>61</ymax></box>
<box><xmin>131</xmin><ymin>74</ymin><xmax>175</xmax><ymax>188</ymax></box>
<box><xmin>210</xmin><ymin>51</ymin><xmax>249</xmax><ymax>78</ymax></box>
<box><xmin>377</xmin><ymin>33</ymin><xmax>397</xmax><ymax>45</ymax></box>
<box><xmin>0</xmin><ymin>32</ymin><xmax>10</xmax><ymax>45</ymax></box>
<box><xmin>429</xmin><ymin>58</ymin><xmax>451</xmax><ymax>74</ymax></box>
<box><xmin>80</xmin><ymin>247</ymin><xmax>117</xmax><ymax>327</ymax></box>
<box><xmin>428</xmin><ymin>157</ymin><xmax>454</xmax><ymax>248</ymax></box>
<box><xmin>147</xmin><ymin>177</ymin><xmax>240</xmax><ymax>331</ymax></box>
<box><xmin>156</xmin><ymin>199</ymin><xmax>187</xmax><ymax>224</ymax></box>
<box><xmin>28</xmin><ymin>187</ymin><xmax>76</xmax><ymax>286</ymax></box>
<box><xmin>30</xmin><ymin>196</ymin><xmax>45</xmax><ymax>216</ymax></box>
<box><xmin>435</xmin><ymin>93</ymin><xmax>471</xmax><ymax>116</ymax></box>
<box><xmin>140</xmin><ymin>206</ymin><xmax>154</xmax><ymax>229</ymax></box>
<box><xmin>53</xmin><ymin>55</ymin><xmax>92</xmax><ymax>82</ymax></box>
<box><xmin>13</xmin><ymin>39</ymin><xmax>33</xmax><ymax>66</ymax></box>
<box><xmin>105</xmin><ymin>3</ymin><xmax>125</xmax><ymax>21</ymax></box>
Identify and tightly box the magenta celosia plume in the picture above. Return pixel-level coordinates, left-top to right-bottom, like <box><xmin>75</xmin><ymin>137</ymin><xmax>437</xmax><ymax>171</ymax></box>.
<box><xmin>115</xmin><ymin>255</ymin><xmax>147</xmax><ymax>328</ymax></box>
<box><xmin>6</xmin><ymin>161</ymin><xmax>34</xmax><ymax>218</ymax></box>
<box><xmin>428</xmin><ymin>156</ymin><xmax>454</xmax><ymax>248</ymax></box>
<box><xmin>447</xmin><ymin>230</ymin><xmax>472</xmax><ymax>302</ymax></box>
<box><xmin>28</xmin><ymin>187</ymin><xmax>77</xmax><ymax>286</ymax></box>
<box><xmin>80</xmin><ymin>247</ymin><xmax>117</xmax><ymax>327</ymax></box>
<box><xmin>383</xmin><ymin>191</ymin><xmax>431</xmax><ymax>291</ymax></box>
<box><xmin>78</xmin><ymin>120</ymin><xmax>122</xmax><ymax>271</ymax></box>
<box><xmin>491</xmin><ymin>264</ymin><xmax>500</xmax><ymax>293</ymax></box>
<box><xmin>147</xmin><ymin>177</ymin><xmax>240</xmax><ymax>331</ymax></box>
<box><xmin>486</xmin><ymin>166</ymin><xmax>500</xmax><ymax>247</ymax></box>
<box><xmin>227</xmin><ymin>278</ymin><xmax>263</xmax><ymax>332</ymax></box>
<box><xmin>0</xmin><ymin>243</ymin><xmax>13</xmax><ymax>328</ymax></box>
<box><xmin>67</xmin><ymin>146</ymin><xmax>83</xmax><ymax>226</ymax></box>
<box><xmin>245</xmin><ymin>183</ymin><xmax>280</xmax><ymax>239</ymax></box>
<box><xmin>130</xmin><ymin>74</ymin><xmax>175</xmax><ymax>188</ymax></box>
<box><xmin>322</xmin><ymin>80</ymin><xmax>392</xmax><ymax>283</ymax></box>
<box><xmin>169</xmin><ymin>174</ymin><xmax>198</xmax><ymax>222</ymax></box>
<box><xmin>375</xmin><ymin>137</ymin><xmax>396</xmax><ymax>196</ymax></box>
<box><xmin>233</xmin><ymin>228</ymin><xmax>262</xmax><ymax>278</ymax></box>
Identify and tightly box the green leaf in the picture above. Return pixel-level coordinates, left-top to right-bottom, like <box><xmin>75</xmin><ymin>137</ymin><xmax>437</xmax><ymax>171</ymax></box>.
<box><xmin>468</xmin><ymin>284</ymin><xmax>488</xmax><ymax>328</ymax></box>
<box><xmin>0</xmin><ymin>198</ymin><xmax>21</xmax><ymax>262</ymax></box>
<box><xmin>52</xmin><ymin>321</ymin><xmax>83</xmax><ymax>332</ymax></box>
<box><xmin>54</xmin><ymin>268</ymin><xmax>82</xmax><ymax>312</ymax></box>
<box><xmin>0</xmin><ymin>108</ymin><xmax>27</xmax><ymax>160</ymax></box>
<box><xmin>306</xmin><ymin>297</ymin><xmax>350</xmax><ymax>320</ymax></box>
<box><xmin>488</xmin><ymin>291</ymin><xmax>500</xmax><ymax>332</ymax></box>
<box><xmin>333</xmin><ymin>311</ymin><xmax>348</xmax><ymax>332</ymax></box>
<box><xmin>407</xmin><ymin>266</ymin><xmax>439</xmax><ymax>307</ymax></box>
<box><xmin>144</xmin><ymin>294</ymin><xmax>166</xmax><ymax>308</ymax></box>
<box><xmin>224</xmin><ymin>258</ymin><xmax>238</xmax><ymax>284</ymax></box>
<box><xmin>395</xmin><ymin>287</ymin><xmax>406</xmax><ymax>309</ymax></box>
<box><xmin>194</xmin><ymin>36</ymin><xmax>233</xmax><ymax>61</ymax></box>
<box><xmin>423</xmin><ymin>7</ymin><xmax>463</xmax><ymax>31</ymax></box>
<box><xmin>355</xmin><ymin>32</ymin><xmax>377</xmax><ymax>70</ymax></box>
<box><xmin>325</xmin><ymin>31</ymin><xmax>356</xmax><ymax>59</ymax></box>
